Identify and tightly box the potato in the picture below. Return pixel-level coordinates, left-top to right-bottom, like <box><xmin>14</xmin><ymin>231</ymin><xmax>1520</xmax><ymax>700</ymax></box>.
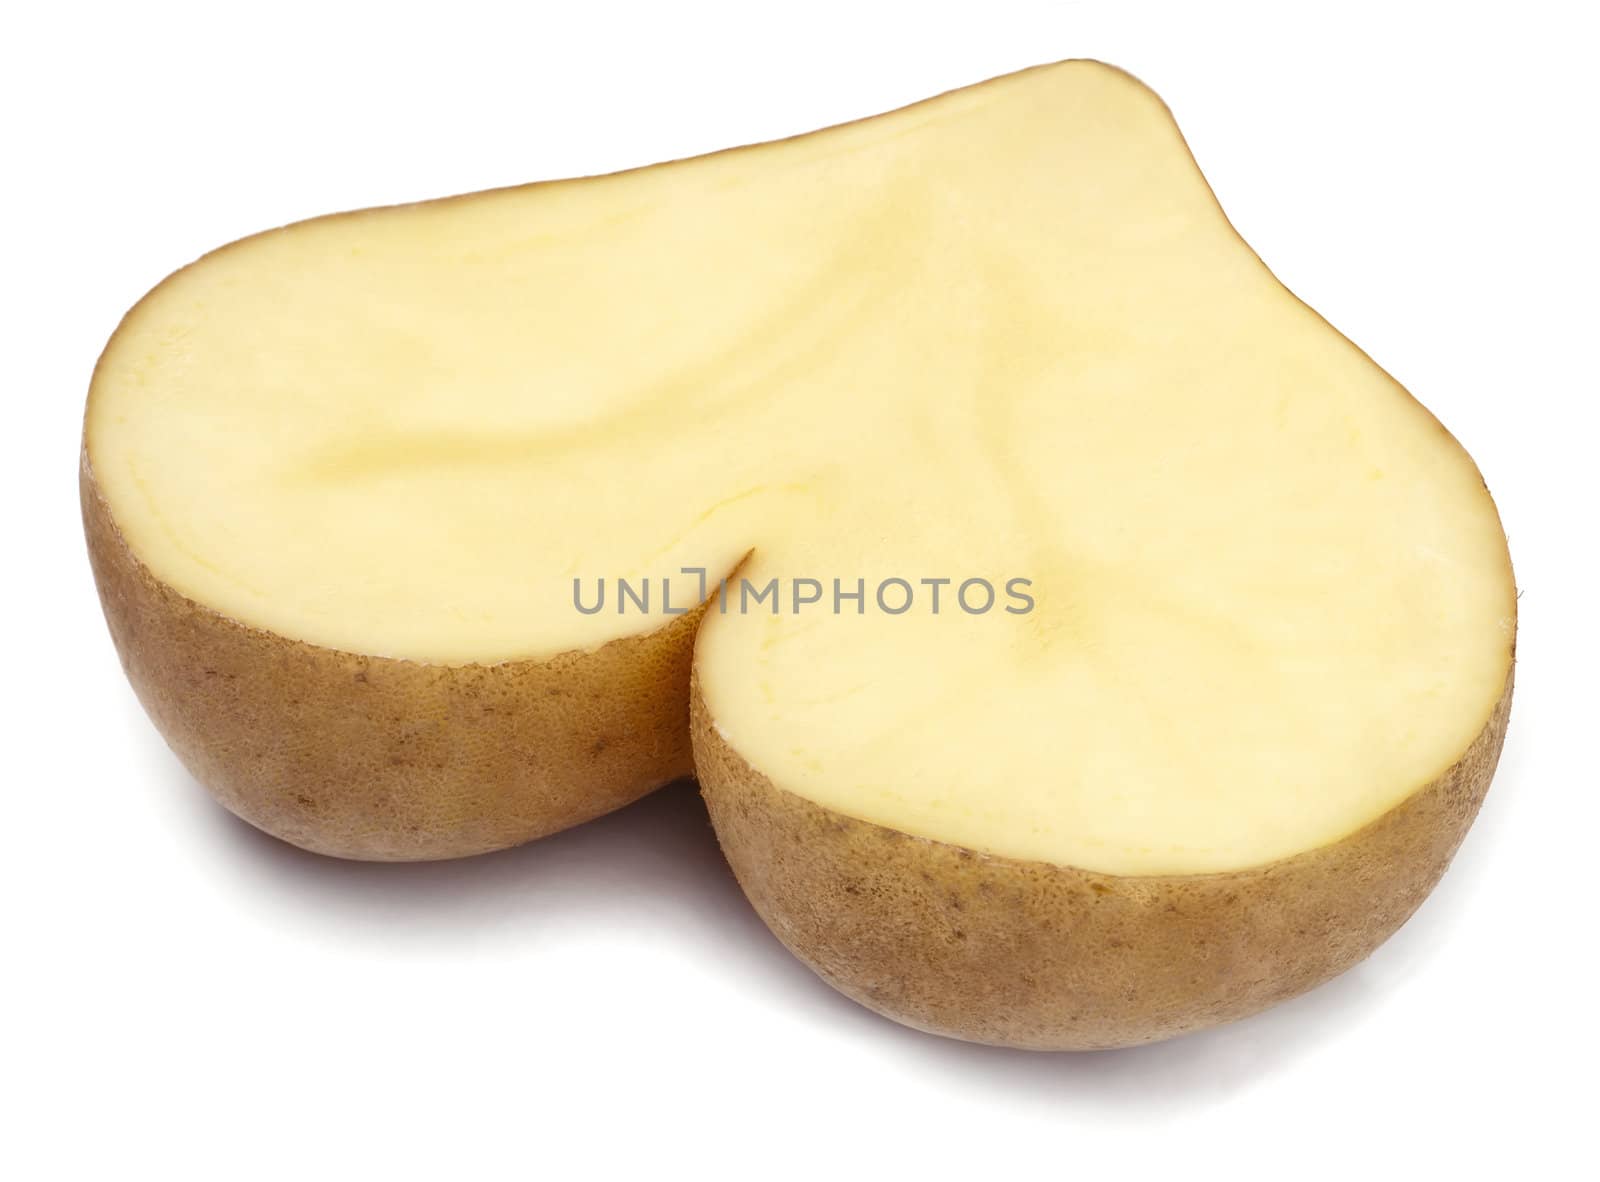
<box><xmin>84</xmin><ymin>60</ymin><xmax>1514</xmax><ymax>1043</ymax></box>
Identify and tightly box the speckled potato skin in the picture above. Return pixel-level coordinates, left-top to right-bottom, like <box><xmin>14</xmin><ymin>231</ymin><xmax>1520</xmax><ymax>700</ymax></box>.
<box><xmin>692</xmin><ymin>671</ymin><xmax>1513</xmax><ymax>1050</ymax></box>
<box><xmin>82</xmin><ymin>452</ymin><xmax>702</xmax><ymax>860</ymax></box>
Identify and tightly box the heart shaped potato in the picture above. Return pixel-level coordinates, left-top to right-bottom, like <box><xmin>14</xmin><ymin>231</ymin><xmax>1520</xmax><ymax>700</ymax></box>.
<box><xmin>83</xmin><ymin>60</ymin><xmax>1514</xmax><ymax>1047</ymax></box>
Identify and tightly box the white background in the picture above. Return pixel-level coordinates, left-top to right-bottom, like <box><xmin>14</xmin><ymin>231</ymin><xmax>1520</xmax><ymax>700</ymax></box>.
<box><xmin>4</xmin><ymin>1</ymin><xmax>1596</xmax><ymax>1177</ymax></box>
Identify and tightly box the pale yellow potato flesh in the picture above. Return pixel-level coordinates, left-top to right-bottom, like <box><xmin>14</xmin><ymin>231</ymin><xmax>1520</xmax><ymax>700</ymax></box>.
<box><xmin>87</xmin><ymin>61</ymin><xmax>1513</xmax><ymax>877</ymax></box>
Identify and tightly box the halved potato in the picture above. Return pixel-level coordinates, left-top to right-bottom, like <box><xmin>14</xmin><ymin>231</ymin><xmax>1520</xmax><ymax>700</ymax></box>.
<box><xmin>85</xmin><ymin>60</ymin><xmax>1513</xmax><ymax>1044</ymax></box>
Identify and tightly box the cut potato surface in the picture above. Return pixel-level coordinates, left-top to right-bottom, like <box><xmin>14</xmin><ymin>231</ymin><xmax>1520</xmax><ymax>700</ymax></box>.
<box><xmin>86</xmin><ymin>60</ymin><xmax>1513</xmax><ymax>1043</ymax></box>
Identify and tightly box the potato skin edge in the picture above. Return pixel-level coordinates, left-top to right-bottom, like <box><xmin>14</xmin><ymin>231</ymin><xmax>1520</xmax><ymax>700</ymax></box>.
<box><xmin>82</xmin><ymin>451</ymin><xmax>701</xmax><ymax>861</ymax></box>
<box><xmin>692</xmin><ymin>669</ymin><xmax>1513</xmax><ymax>1050</ymax></box>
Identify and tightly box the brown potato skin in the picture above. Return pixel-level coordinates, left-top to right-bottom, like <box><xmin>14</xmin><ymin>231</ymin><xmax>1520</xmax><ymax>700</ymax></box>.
<box><xmin>82</xmin><ymin>452</ymin><xmax>701</xmax><ymax>860</ymax></box>
<box><xmin>693</xmin><ymin>670</ymin><xmax>1513</xmax><ymax>1050</ymax></box>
